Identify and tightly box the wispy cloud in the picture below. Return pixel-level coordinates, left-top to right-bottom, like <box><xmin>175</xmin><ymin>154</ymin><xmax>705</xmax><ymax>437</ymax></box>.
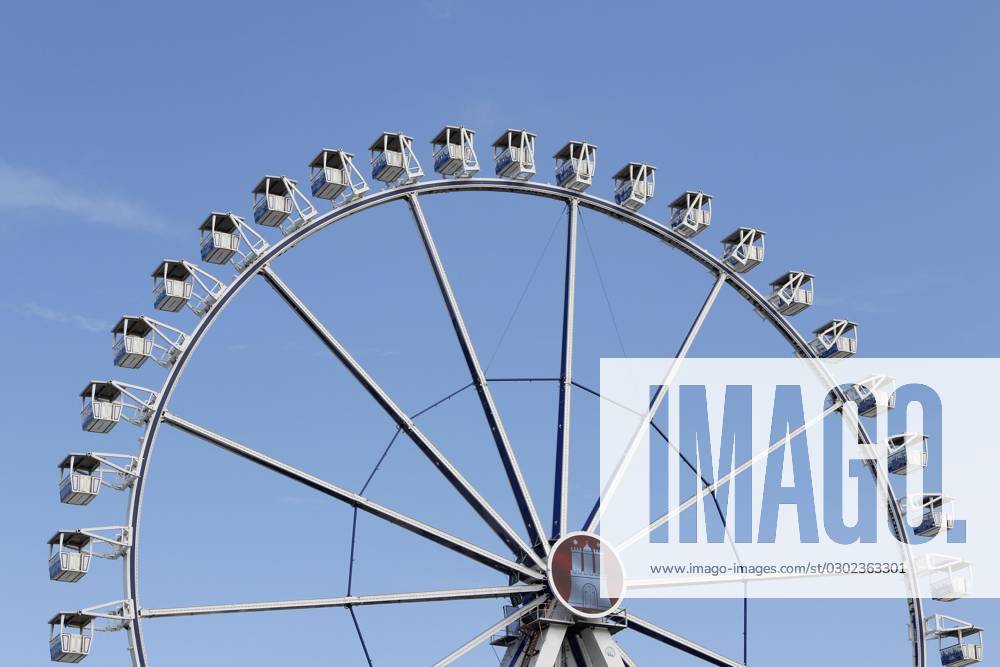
<box><xmin>0</xmin><ymin>162</ymin><xmax>170</xmax><ymax>232</ymax></box>
<box><xmin>22</xmin><ymin>301</ymin><xmax>109</xmax><ymax>333</ymax></box>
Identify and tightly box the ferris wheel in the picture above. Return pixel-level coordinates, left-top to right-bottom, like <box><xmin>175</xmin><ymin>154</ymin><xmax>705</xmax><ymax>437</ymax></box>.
<box><xmin>47</xmin><ymin>126</ymin><xmax>983</xmax><ymax>667</ymax></box>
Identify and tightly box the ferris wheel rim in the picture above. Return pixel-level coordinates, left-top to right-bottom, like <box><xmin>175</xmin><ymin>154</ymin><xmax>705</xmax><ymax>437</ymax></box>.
<box><xmin>112</xmin><ymin>177</ymin><xmax>925</xmax><ymax>667</ymax></box>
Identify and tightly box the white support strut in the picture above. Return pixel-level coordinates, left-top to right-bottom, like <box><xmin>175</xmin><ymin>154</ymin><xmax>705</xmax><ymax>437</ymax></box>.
<box><xmin>140</xmin><ymin>585</ymin><xmax>544</xmax><ymax>619</ymax></box>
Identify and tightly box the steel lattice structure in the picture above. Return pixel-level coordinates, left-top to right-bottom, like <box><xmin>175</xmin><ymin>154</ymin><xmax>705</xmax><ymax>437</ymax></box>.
<box><xmin>50</xmin><ymin>128</ymin><xmax>982</xmax><ymax>667</ymax></box>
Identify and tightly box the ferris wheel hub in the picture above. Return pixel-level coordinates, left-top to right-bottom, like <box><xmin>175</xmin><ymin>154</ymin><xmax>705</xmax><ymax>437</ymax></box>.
<box><xmin>547</xmin><ymin>531</ymin><xmax>626</xmax><ymax>620</ymax></box>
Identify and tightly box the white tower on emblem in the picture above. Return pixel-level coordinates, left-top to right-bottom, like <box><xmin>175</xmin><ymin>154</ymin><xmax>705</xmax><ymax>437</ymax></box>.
<box><xmin>568</xmin><ymin>540</ymin><xmax>610</xmax><ymax>611</ymax></box>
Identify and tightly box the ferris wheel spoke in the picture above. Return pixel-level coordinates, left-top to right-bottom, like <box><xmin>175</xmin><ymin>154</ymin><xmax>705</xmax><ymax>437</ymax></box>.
<box><xmin>552</xmin><ymin>199</ymin><xmax>579</xmax><ymax>540</ymax></box>
<box><xmin>584</xmin><ymin>272</ymin><xmax>728</xmax><ymax>533</ymax></box>
<box><xmin>616</xmin><ymin>613</ymin><xmax>744</xmax><ymax>667</ymax></box>
<box><xmin>161</xmin><ymin>412</ymin><xmax>542</xmax><ymax>581</ymax></box>
<box><xmin>259</xmin><ymin>265</ymin><xmax>547</xmax><ymax>571</ymax></box>
<box><xmin>433</xmin><ymin>595</ymin><xmax>548</xmax><ymax>666</ymax></box>
<box><xmin>138</xmin><ymin>584</ymin><xmax>545</xmax><ymax>619</ymax></box>
<box><xmin>407</xmin><ymin>193</ymin><xmax>550</xmax><ymax>554</ymax></box>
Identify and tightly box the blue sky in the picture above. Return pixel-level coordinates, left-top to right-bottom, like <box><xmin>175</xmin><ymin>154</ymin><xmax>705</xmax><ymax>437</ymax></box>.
<box><xmin>1</xmin><ymin>1</ymin><xmax>997</xmax><ymax>665</ymax></box>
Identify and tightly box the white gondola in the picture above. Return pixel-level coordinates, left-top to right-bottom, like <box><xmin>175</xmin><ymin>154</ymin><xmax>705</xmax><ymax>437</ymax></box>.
<box><xmin>919</xmin><ymin>554</ymin><xmax>973</xmax><ymax>602</ymax></box>
<box><xmin>553</xmin><ymin>141</ymin><xmax>596</xmax><ymax>191</ymax></box>
<box><xmin>48</xmin><ymin>531</ymin><xmax>93</xmax><ymax>583</ymax></box>
<box><xmin>934</xmin><ymin>569</ymin><xmax>972</xmax><ymax>601</ymax></box>
<box><xmin>721</xmin><ymin>227</ymin><xmax>765</xmax><ymax>272</ymax></box>
<box><xmin>151</xmin><ymin>260</ymin><xmax>224</xmax><ymax>316</ymax></box>
<box><xmin>902</xmin><ymin>493</ymin><xmax>956</xmax><ymax>538</ymax></box>
<box><xmin>887</xmin><ymin>433</ymin><xmax>929</xmax><ymax>475</ymax></box>
<box><xmin>370</xmin><ymin>132</ymin><xmax>423</xmax><ymax>186</ymax></box>
<box><xmin>252</xmin><ymin>175</ymin><xmax>316</xmax><ymax>235</ymax></box>
<box><xmin>80</xmin><ymin>381</ymin><xmax>157</xmax><ymax>433</ymax></box>
<box><xmin>111</xmin><ymin>316</ymin><xmax>153</xmax><ymax>368</ymax></box>
<box><xmin>612</xmin><ymin>162</ymin><xmax>655</xmax><ymax>210</ymax></box>
<box><xmin>199</xmin><ymin>212</ymin><xmax>269</xmax><ymax>272</ymax></box>
<box><xmin>809</xmin><ymin>319</ymin><xmax>858</xmax><ymax>358</ymax></box>
<box><xmin>79</xmin><ymin>382</ymin><xmax>122</xmax><ymax>434</ymax></box>
<box><xmin>845</xmin><ymin>374</ymin><xmax>897</xmax><ymax>417</ymax></box>
<box><xmin>928</xmin><ymin>615</ymin><xmax>984</xmax><ymax>667</ymax></box>
<box><xmin>917</xmin><ymin>509</ymin><xmax>956</xmax><ymax>540</ymax></box>
<box><xmin>58</xmin><ymin>454</ymin><xmax>102</xmax><ymax>505</ymax></box>
<box><xmin>309</xmin><ymin>149</ymin><xmax>369</xmax><ymax>204</ymax></box>
<box><xmin>48</xmin><ymin>529</ymin><xmax>129</xmax><ymax>583</ymax></box>
<box><xmin>199</xmin><ymin>212</ymin><xmax>239</xmax><ymax>264</ymax></box>
<box><xmin>49</xmin><ymin>613</ymin><xmax>93</xmax><ymax>663</ymax></box>
<box><xmin>58</xmin><ymin>453</ymin><xmax>138</xmax><ymax>505</ymax></box>
<box><xmin>251</xmin><ymin>175</ymin><xmax>291</xmax><ymax>227</ymax></box>
<box><xmin>768</xmin><ymin>271</ymin><xmax>814</xmax><ymax>316</ymax></box>
<box><xmin>112</xmin><ymin>316</ymin><xmax>186</xmax><ymax>369</ymax></box>
<box><xmin>431</xmin><ymin>126</ymin><xmax>479</xmax><ymax>178</ymax></box>
<box><xmin>150</xmin><ymin>260</ymin><xmax>193</xmax><ymax>312</ymax></box>
<box><xmin>48</xmin><ymin>603</ymin><xmax>131</xmax><ymax>663</ymax></box>
<box><xmin>668</xmin><ymin>191</ymin><xmax>712</xmax><ymax>238</ymax></box>
<box><xmin>198</xmin><ymin>212</ymin><xmax>239</xmax><ymax>264</ymax></box>
<box><xmin>492</xmin><ymin>129</ymin><xmax>536</xmax><ymax>180</ymax></box>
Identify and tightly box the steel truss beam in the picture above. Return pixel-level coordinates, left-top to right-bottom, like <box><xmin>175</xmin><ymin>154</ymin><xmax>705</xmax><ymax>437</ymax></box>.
<box><xmin>161</xmin><ymin>412</ymin><xmax>542</xmax><ymax>581</ymax></box>
<box><xmin>260</xmin><ymin>265</ymin><xmax>547</xmax><ymax>572</ymax></box>
<box><xmin>408</xmin><ymin>194</ymin><xmax>549</xmax><ymax>554</ymax></box>
<box><xmin>139</xmin><ymin>584</ymin><xmax>544</xmax><ymax>619</ymax></box>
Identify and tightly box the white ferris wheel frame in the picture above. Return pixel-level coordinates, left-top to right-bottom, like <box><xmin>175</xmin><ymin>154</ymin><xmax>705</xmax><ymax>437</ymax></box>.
<box><xmin>58</xmin><ymin>176</ymin><xmax>931</xmax><ymax>667</ymax></box>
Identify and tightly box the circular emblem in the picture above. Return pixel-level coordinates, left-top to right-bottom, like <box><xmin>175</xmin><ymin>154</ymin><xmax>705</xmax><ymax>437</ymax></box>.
<box><xmin>547</xmin><ymin>531</ymin><xmax>626</xmax><ymax>618</ymax></box>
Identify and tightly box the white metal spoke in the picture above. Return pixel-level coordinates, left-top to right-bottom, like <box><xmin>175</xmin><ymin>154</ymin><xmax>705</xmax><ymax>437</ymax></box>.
<box><xmin>161</xmin><ymin>412</ymin><xmax>542</xmax><ymax>581</ymax></box>
<box><xmin>139</xmin><ymin>584</ymin><xmax>544</xmax><ymax>619</ymax></box>
<box><xmin>259</xmin><ymin>265</ymin><xmax>547</xmax><ymax>571</ymax></box>
<box><xmin>407</xmin><ymin>193</ymin><xmax>549</xmax><ymax>554</ymax></box>
<box><xmin>433</xmin><ymin>595</ymin><xmax>548</xmax><ymax>666</ymax></box>
<box><xmin>552</xmin><ymin>199</ymin><xmax>578</xmax><ymax>539</ymax></box>
<box><xmin>619</xmin><ymin>613</ymin><xmax>744</xmax><ymax>667</ymax></box>
<box><xmin>585</xmin><ymin>272</ymin><xmax>727</xmax><ymax>533</ymax></box>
